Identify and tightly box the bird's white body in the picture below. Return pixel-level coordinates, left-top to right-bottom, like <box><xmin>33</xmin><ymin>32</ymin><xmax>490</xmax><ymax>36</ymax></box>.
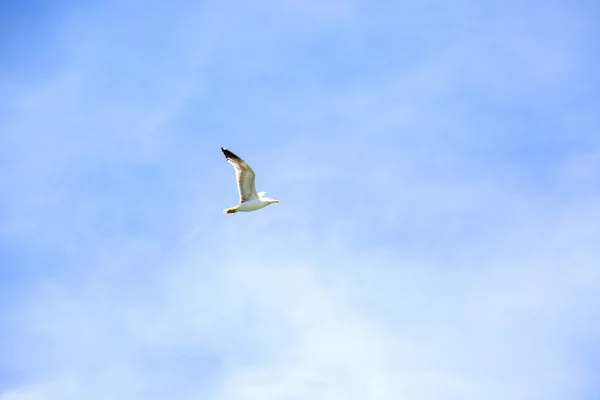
<box><xmin>232</xmin><ymin>196</ymin><xmax>273</xmax><ymax>212</ymax></box>
<box><xmin>221</xmin><ymin>148</ymin><xmax>279</xmax><ymax>214</ymax></box>
<box><xmin>237</xmin><ymin>200</ymin><xmax>268</xmax><ymax>212</ymax></box>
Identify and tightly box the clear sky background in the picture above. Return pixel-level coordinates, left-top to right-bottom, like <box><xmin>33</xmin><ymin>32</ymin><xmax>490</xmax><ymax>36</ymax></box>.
<box><xmin>1</xmin><ymin>1</ymin><xmax>599</xmax><ymax>399</ymax></box>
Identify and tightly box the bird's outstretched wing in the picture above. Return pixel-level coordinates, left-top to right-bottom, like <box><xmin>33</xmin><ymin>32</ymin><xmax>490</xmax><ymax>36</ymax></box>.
<box><xmin>221</xmin><ymin>147</ymin><xmax>258</xmax><ymax>203</ymax></box>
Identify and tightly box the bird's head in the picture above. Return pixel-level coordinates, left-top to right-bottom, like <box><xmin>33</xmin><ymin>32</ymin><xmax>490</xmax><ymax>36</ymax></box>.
<box><xmin>259</xmin><ymin>192</ymin><xmax>279</xmax><ymax>205</ymax></box>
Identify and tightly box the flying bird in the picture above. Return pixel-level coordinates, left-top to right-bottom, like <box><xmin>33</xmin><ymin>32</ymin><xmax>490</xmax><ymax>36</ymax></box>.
<box><xmin>221</xmin><ymin>147</ymin><xmax>279</xmax><ymax>214</ymax></box>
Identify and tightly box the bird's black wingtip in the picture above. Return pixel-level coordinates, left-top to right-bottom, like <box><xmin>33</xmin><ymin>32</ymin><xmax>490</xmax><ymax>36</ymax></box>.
<box><xmin>221</xmin><ymin>147</ymin><xmax>242</xmax><ymax>160</ymax></box>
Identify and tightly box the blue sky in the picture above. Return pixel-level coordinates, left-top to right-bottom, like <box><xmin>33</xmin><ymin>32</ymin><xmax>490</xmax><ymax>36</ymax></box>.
<box><xmin>1</xmin><ymin>0</ymin><xmax>600</xmax><ymax>399</ymax></box>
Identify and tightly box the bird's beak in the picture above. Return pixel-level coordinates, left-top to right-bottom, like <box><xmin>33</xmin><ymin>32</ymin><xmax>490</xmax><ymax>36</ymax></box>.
<box><xmin>273</xmin><ymin>199</ymin><xmax>279</xmax><ymax>203</ymax></box>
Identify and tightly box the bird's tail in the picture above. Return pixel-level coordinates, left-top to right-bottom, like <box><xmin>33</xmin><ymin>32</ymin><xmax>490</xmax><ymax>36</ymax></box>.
<box><xmin>224</xmin><ymin>206</ymin><xmax>238</xmax><ymax>214</ymax></box>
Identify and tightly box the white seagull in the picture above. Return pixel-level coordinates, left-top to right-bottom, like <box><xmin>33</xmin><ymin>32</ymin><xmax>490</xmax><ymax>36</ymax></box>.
<box><xmin>221</xmin><ymin>147</ymin><xmax>279</xmax><ymax>214</ymax></box>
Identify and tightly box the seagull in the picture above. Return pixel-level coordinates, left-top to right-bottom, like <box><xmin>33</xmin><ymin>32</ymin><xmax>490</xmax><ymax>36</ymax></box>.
<box><xmin>221</xmin><ymin>147</ymin><xmax>279</xmax><ymax>214</ymax></box>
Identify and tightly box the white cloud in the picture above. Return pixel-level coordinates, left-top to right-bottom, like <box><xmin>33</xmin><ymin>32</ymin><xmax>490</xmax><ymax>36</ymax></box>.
<box><xmin>2</xmin><ymin>0</ymin><xmax>599</xmax><ymax>399</ymax></box>
<box><xmin>4</xmin><ymin>203</ymin><xmax>598</xmax><ymax>399</ymax></box>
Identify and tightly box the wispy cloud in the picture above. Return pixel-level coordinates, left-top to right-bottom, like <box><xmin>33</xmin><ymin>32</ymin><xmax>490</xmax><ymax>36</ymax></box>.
<box><xmin>1</xmin><ymin>0</ymin><xmax>599</xmax><ymax>399</ymax></box>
